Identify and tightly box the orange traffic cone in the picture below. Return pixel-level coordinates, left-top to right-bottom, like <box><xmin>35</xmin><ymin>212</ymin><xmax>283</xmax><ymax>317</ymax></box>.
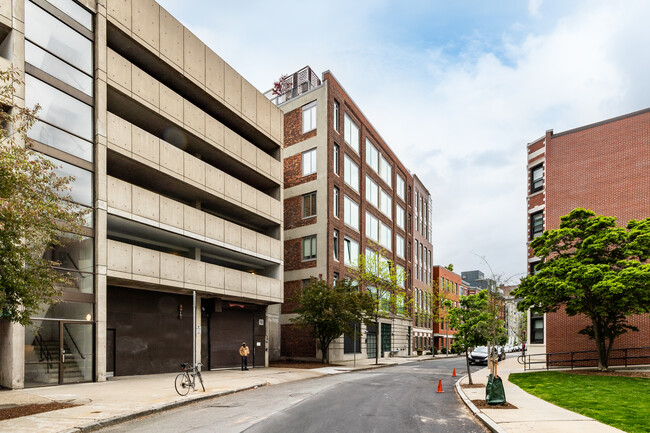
<box><xmin>452</xmin><ymin>368</ymin><xmax>456</xmax><ymax>377</ymax></box>
<box><xmin>436</xmin><ymin>379</ymin><xmax>444</xmax><ymax>393</ymax></box>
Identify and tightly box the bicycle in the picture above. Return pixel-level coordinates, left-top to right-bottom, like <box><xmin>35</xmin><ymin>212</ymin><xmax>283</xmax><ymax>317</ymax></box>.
<box><xmin>175</xmin><ymin>362</ymin><xmax>205</xmax><ymax>396</ymax></box>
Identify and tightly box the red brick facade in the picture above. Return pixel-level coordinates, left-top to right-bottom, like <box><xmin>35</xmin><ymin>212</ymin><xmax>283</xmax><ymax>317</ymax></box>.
<box><xmin>284</xmin><ymin>195</ymin><xmax>317</xmax><ymax>230</ymax></box>
<box><xmin>284</xmin><ymin>237</ymin><xmax>317</xmax><ymax>272</ymax></box>
<box><xmin>432</xmin><ymin>266</ymin><xmax>463</xmax><ymax>351</ymax></box>
<box><xmin>527</xmin><ymin>108</ymin><xmax>650</xmax><ymax>359</ymax></box>
<box><xmin>284</xmin><ymin>106</ymin><xmax>317</xmax><ymax>147</ymax></box>
<box><xmin>284</xmin><ymin>154</ymin><xmax>316</xmax><ymax>188</ymax></box>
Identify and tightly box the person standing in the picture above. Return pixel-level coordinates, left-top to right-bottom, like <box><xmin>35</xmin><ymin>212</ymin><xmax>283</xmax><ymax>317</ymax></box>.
<box><xmin>239</xmin><ymin>342</ymin><xmax>250</xmax><ymax>370</ymax></box>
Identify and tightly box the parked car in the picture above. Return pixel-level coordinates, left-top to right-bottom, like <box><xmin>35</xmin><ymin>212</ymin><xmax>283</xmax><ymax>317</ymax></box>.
<box><xmin>498</xmin><ymin>346</ymin><xmax>506</xmax><ymax>361</ymax></box>
<box><xmin>468</xmin><ymin>346</ymin><xmax>489</xmax><ymax>365</ymax></box>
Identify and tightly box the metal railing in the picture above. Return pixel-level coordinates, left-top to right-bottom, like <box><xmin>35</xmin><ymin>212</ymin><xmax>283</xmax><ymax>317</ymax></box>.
<box><xmin>518</xmin><ymin>346</ymin><xmax>650</xmax><ymax>370</ymax></box>
<box><xmin>64</xmin><ymin>324</ymin><xmax>86</xmax><ymax>360</ymax></box>
<box><xmin>34</xmin><ymin>333</ymin><xmax>54</xmax><ymax>362</ymax></box>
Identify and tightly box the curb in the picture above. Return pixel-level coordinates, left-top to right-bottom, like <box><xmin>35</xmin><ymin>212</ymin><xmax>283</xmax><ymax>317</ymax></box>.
<box><xmin>454</xmin><ymin>375</ymin><xmax>506</xmax><ymax>433</ymax></box>
<box><xmin>68</xmin><ymin>383</ymin><xmax>268</xmax><ymax>432</ymax></box>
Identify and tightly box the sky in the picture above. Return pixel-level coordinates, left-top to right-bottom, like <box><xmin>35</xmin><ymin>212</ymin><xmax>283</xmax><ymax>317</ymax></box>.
<box><xmin>158</xmin><ymin>0</ymin><xmax>650</xmax><ymax>284</ymax></box>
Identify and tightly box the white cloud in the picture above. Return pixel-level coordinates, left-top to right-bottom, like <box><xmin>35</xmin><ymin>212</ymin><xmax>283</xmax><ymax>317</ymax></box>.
<box><xmin>158</xmin><ymin>0</ymin><xmax>650</xmax><ymax>281</ymax></box>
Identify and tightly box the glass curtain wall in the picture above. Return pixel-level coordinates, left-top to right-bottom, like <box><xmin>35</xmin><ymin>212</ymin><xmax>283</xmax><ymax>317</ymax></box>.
<box><xmin>23</xmin><ymin>0</ymin><xmax>95</xmax><ymax>387</ymax></box>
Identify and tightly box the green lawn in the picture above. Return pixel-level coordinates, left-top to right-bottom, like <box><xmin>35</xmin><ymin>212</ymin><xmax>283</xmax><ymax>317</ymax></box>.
<box><xmin>508</xmin><ymin>371</ymin><xmax>650</xmax><ymax>433</ymax></box>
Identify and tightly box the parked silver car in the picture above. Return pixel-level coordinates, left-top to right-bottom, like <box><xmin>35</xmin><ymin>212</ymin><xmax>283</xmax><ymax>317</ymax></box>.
<box><xmin>468</xmin><ymin>346</ymin><xmax>488</xmax><ymax>365</ymax></box>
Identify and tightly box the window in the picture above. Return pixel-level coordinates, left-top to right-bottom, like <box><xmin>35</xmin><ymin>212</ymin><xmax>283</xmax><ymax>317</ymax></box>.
<box><xmin>303</xmin><ymin>235</ymin><xmax>317</xmax><ymax>260</ymax></box>
<box><xmin>333</xmin><ymin>144</ymin><xmax>340</xmax><ymax>174</ymax></box>
<box><xmin>344</xmin><ymin>155</ymin><xmax>359</xmax><ymax>191</ymax></box>
<box><xmin>334</xmin><ymin>100</ymin><xmax>340</xmax><ymax>132</ymax></box>
<box><xmin>366</xmin><ymin>176</ymin><xmax>379</xmax><ymax>208</ymax></box>
<box><xmin>397</xmin><ymin>175</ymin><xmax>405</xmax><ymax>200</ymax></box>
<box><xmin>379</xmin><ymin>155</ymin><xmax>392</xmax><ymax>187</ymax></box>
<box><xmin>380</xmin><ymin>223</ymin><xmax>392</xmax><ymax>250</ymax></box>
<box><xmin>42</xmin><ymin>155</ymin><xmax>92</xmax><ymax>207</ymax></box>
<box><xmin>333</xmin><ymin>187</ymin><xmax>340</xmax><ymax>218</ymax></box>
<box><xmin>333</xmin><ymin>230</ymin><xmax>339</xmax><ymax>260</ymax></box>
<box><xmin>366</xmin><ymin>139</ymin><xmax>379</xmax><ymax>172</ymax></box>
<box><xmin>380</xmin><ymin>189</ymin><xmax>392</xmax><ymax>218</ymax></box>
<box><xmin>396</xmin><ymin>265</ymin><xmax>405</xmax><ymax>288</ymax></box>
<box><xmin>344</xmin><ymin>113</ymin><xmax>359</xmax><ymax>153</ymax></box>
<box><xmin>396</xmin><ymin>205</ymin><xmax>405</xmax><ymax>229</ymax></box>
<box><xmin>529</xmin><ymin>261</ymin><xmax>540</xmax><ymax>275</ymax></box>
<box><xmin>365</xmin><ymin>212</ymin><xmax>379</xmax><ymax>242</ymax></box>
<box><xmin>396</xmin><ymin>234</ymin><xmax>405</xmax><ymax>259</ymax></box>
<box><xmin>344</xmin><ymin>237</ymin><xmax>359</xmax><ymax>266</ymax></box>
<box><xmin>302</xmin><ymin>101</ymin><xmax>317</xmax><ymax>133</ymax></box>
<box><xmin>302</xmin><ymin>148</ymin><xmax>317</xmax><ymax>176</ymax></box>
<box><xmin>530</xmin><ymin>211</ymin><xmax>543</xmax><ymax>239</ymax></box>
<box><xmin>531</xmin><ymin>313</ymin><xmax>544</xmax><ymax>343</ymax></box>
<box><xmin>26</xmin><ymin>41</ymin><xmax>93</xmax><ymax>96</ymax></box>
<box><xmin>344</xmin><ymin>195</ymin><xmax>359</xmax><ymax>230</ymax></box>
<box><xmin>531</xmin><ymin>164</ymin><xmax>543</xmax><ymax>193</ymax></box>
<box><xmin>303</xmin><ymin>192</ymin><xmax>316</xmax><ymax>218</ymax></box>
<box><xmin>333</xmin><ymin>272</ymin><xmax>339</xmax><ymax>285</ymax></box>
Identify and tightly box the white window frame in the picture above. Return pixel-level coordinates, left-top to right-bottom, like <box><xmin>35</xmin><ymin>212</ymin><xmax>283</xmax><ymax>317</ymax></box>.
<box><xmin>333</xmin><ymin>186</ymin><xmax>340</xmax><ymax>218</ymax></box>
<box><xmin>302</xmin><ymin>235</ymin><xmax>317</xmax><ymax>261</ymax></box>
<box><xmin>397</xmin><ymin>175</ymin><xmax>405</xmax><ymax>200</ymax></box>
<box><xmin>365</xmin><ymin>212</ymin><xmax>379</xmax><ymax>242</ymax></box>
<box><xmin>302</xmin><ymin>148</ymin><xmax>317</xmax><ymax>176</ymax></box>
<box><xmin>344</xmin><ymin>113</ymin><xmax>359</xmax><ymax>154</ymax></box>
<box><xmin>344</xmin><ymin>237</ymin><xmax>359</xmax><ymax>266</ymax></box>
<box><xmin>366</xmin><ymin>175</ymin><xmax>379</xmax><ymax>208</ymax></box>
<box><xmin>396</xmin><ymin>234</ymin><xmax>405</xmax><ymax>259</ymax></box>
<box><xmin>380</xmin><ymin>222</ymin><xmax>392</xmax><ymax>251</ymax></box>
<box><xmin>302</xmin><ymin>101</ymin><xmax>317</xmax><ymax>133</ymax></box>
<box><xmin>344</xmin><ymin>195</ymin><xmax>359</xmax><ymax>230</ymax></box>
<box><xmin>344</xmin><ymin>155</ymin><xmax>359</xmax><ymax>192</ymax></box>
<box><xmin>379</xmin><ymin>154</ymin><xmax>392</xmax><ymax>187</ymax></box>
<box><xmin>380</xmin><ymin>189</ymin><xmax>392</xmax><ymax>218</ymax></box>
<box><xmin>396</xmin><ymin>205</ymin><xmax>405</xmax><ymax>229</ymax></box>
<box><xmin>366</xmin><ymin>139</ymin><xmax>379</xmax><ymax>173</ymax></box>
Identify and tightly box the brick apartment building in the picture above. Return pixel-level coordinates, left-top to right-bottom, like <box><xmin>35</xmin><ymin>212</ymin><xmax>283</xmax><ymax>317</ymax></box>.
<box><xmin>268</xmin><ymin>66</ymin><xmax>427</xmax><ymax>362</ymax></box>
<box><xmin>412</xmin><ymin>175</ymin><xmax>435</xmax><ymax>352</ymax></box>
<box><xmin>0</xmin><ymin>0</ymin><xmax>284</xmax><ymax>388</ymax></box>
<box><xmin>526</xmin><ymin>108</ymin><xmax>650</xmax><ymax>356</ymax></box>
<box><xmin>432</xmin><ymin>266</ymin><xmax>467</xmax><ymax>352</ymax></box>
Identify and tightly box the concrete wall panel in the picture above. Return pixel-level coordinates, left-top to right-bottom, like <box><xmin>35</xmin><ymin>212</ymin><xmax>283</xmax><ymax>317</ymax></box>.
<box><xmin>159</xmin><ymin>141</ymin><xmax>184</xmax><ymax>176</ymax></box>
<box><xmin>256</xmin><ymin>92</ymin><xmax>271</xmax><ymax>135</ymax></box>
<box><xmin>224</xmin><ymin>175</ymin><xmax>241</xmax><ymax>203</ymax></box>
<box><xmin>131</xmin><ymin>64</ymin><xmax>159</xmax><ymax>109</ymax></box>
<box><xmin>241</xmin><ymin>183</ymin><xmax>256</xmax><ymax>211</ymax></box>
<box><xmin>224</xmin><ymin>128</ymin><xmax>241</xmax><ymax>158</ymax></box>
<box><xmin>225</xmin><ymin>268</ymin><xmax>242</xmax><ymax>294</ymax></box>
<box><xmin>183</xmin><ymin>28</ymin><xmax>205</xmax><ymax>84</ymax></box>
<box><xmin>206</xmin><ymin>264</ymin><xmax>225</xmax><ymax>292</ymax></box>
<box><xmin>241</xmin><ymin>79</ymin><xmax>257</xmax><ymax>123</ymax></box>
<box><xmin>183</xmin><ymin>100</ymin><xmax>205</xmax><ymax>136</ymax></box>
<box><xmin>205</xmin><ymin>115</ymin><xmax>224</xmax><ymax>147</ymax></box>
<box><xmin>224</xmin><ymin>63</ymin><xmax>241</xmax><ymax>112</ymax></box>
<box><xmin>107</xmin><ymin>112</ymin><xmax>131</xmax><ymax>151</ymax></box>
<box><xmin>132</xmin><ymin>246</ymin><xmax>160</xmax><ymax>277</ymax></box>
<box><xmin>132</xmin><ymin>185</ymin><xmax>159</xmax><ymax>221</ymax></box>
<box><xmin>257</xmin><ymin>192</ymin><xmax>270</xmax><ymax>217</ymax></box>
<box><xmin>242</xmin><ymin>272</ymin><xmax>256</xmax><ymax>295</ymax></box>
<box><xmin>205</xmin><ymin>49</ymin><xmax>225</xmax><ymax>99</ymax></box>
<box><xmin>205</xmin><ymin>165</ymin><xmax>224</xmax><ymax>196</ymax></box>
<box><xmin>107</xmin><ymin>48</ymin><xmax>131</xmax><ymax>92</ymax></box>
<box><xmin>131</xmin><ymin>124</ymin><xmax>159</xmax><ymax>164</ymax></box>
<box><xmin>107</xmin><ymin>0</ymin><xmax>131</xmax><ymax>32</ymax></box>
<box><xmin>131</xmin><ymin>0</ymin><xmax>159</xmax><ymax>51</ymax></box>
<box><xmin>183</xmin><ymin>206</ymin><xmax>205</xmax><ymax>236</ymax></box>
<box><xmin>270</xmin><ymin>239</ymin><xmax>281</xmax><ymax>260</ymax></box>
<box><xmin>270</xmin><ymin>104</ymin><xmax>283</xmax><ymax>142</ymax></box>
<box><xmin>256</xmin><ymin>148</ymin><xmax>270</xmax><ymax>176</ymax></box>
<box><xmin>107</xmin><ymin>176</ymin><xmax>132</xmax><ymax>212</ymax></box>
<box><xmin>241</xmin><ymin>227</ymin><xmax>256</xmax><ymax>252</ymax></box>
<box><xmin>241</xmin><ymin>140</ymin><xmax>256</xmax><ymax>167</ymax></box>
<box><xmin>205</xmin><ymin>213</ymin><xmax>224</xmax><ymax>242</ymax></box>
<box><xmin>257</xmin><ymin>276</ymin><xmax>271</xmax><ymax>298</ymax></box>
<box><xmin>160</xmin><ymin>253</ymin><xmax>183</xmax><ymax>282</ymax></box>
<box><xmin>159</xmin><ymin>8</ymin><xmax>183</xmax><ymax>68</ymax></box>
<box><xmin>160</xmin><ymin>83</ymin><xmax>183</xmax><ymax>121</ymax></box>
<box><xmin>184</xmin><ymin>258</ymin><xmax>205</xmax><ymax>286</ymax></box>
<box><xmin>224</xmin><ymin>221</ymin><xmax>241</xmax><ymax>248</ymax></box>
<box><xmin>257</xmin><ymin>233</ymin><xmax>270</xmax><ymax>257</ymax></box>
<box><xmin>160</xmin><ymin>195</ymin><xmax>183</xmax><ymax>229</ymax></box>
<box><xmin>183</xmin><ymin>152</ymin><xmax>205</xmax><ymax>186</ymax></box>
<box><xmin>107</xmin><ymin>241</ymin><xmax>132</xmax><ymax>273</ymax></box>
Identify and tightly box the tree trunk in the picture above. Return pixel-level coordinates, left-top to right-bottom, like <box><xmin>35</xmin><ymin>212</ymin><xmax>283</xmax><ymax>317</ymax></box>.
<box><xmin>466</xmin><ymin>348</ymin><xmax>473</xmax><ymax>385</ymax></box>
<box><xmin>592</xmin><ymin>318</ymin><xmax>608</xmax><ymax>371</ymax></box>
<box><xmin>321</xmin><ymin>342</ymin><xmax>329</xmax><ymax>364</ymax></box>
<box><xmin>375</xmin><ymin>320</ymin><xmax>379</xmax><ymax>365</ymax></box>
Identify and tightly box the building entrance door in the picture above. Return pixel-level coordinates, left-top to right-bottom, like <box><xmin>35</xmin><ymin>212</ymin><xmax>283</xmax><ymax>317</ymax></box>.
<box><xmin>381</xmin><ymin>323</ymin><xmax>391</xmax><ymax>357</ymax></box>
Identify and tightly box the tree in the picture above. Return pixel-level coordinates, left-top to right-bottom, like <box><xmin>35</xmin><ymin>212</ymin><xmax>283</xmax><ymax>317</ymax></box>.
<box><xmin>513</xmin><ymin>208</ymin><xmax>650</xmax><ymax>370</ymax></box>
<box><xmin>291</xmin><ymin>278</ymin><xmax>375</xmax><ymax>364</ymax></box>
<box><xmin>0</xmin><ymin>67</ymin><xmax>87</xmax><ymax>326</ymax></box>
<box><xmin>351</xmin><ymin>248</ymin><xmax>410</xmax><ymax>364</ymax></box>
<box><xmin>446</xmin><ymin>290</ymin><xmax>505</xmax><ymax>384</ymax></box>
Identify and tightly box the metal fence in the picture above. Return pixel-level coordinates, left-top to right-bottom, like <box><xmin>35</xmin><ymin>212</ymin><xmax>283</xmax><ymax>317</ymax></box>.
<box><xmin>518</xmin><ymin>346</ymin><xmax>650</xmax><ymax>370</ymax></box>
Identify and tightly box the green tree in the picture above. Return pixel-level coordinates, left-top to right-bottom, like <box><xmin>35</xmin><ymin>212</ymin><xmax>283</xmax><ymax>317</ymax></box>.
<box><xmin>446</xmin><ymin>291</ymin><xmax>497</xmax><ymax>384</ymax></box>
<box><xmin>0</xmin><ymin>67</ymin><xmax>87</xmax><ymax>326</ymax></box>
<box><xmin>351</xmin><ymin>249</ymin><xmax>409</xmax><ymax>364</ymax></box>
<box><xmin>513</xmin><ymin>208</ymin><xmax>650</xmax><ymax>370</ymax></box>
<box><xmin>291</xmin><ymin>278</ymin><xmax>375</xmax><ymax>364</ymax></box>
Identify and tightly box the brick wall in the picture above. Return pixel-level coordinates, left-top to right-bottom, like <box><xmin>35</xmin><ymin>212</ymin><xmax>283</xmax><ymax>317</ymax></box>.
<box><xmin>284</xmin><ymin>106</ymin><xmax>317</xmax><ymax>147</ymax></box>
<box><xmin>285</xmin><ymin>194</ymin><xmax>317</xmax><ymax>230</ymax></box>
<box><xmin>281</xmin><ymin>324</ymin><xmax>316</xmax><ymax>358</ymax></box>
<box><xmin>284</xmin><ymin>237</ymin><xmax>317</xmax><ymax>272</ymax></box>
<box><xmin>284</xmin><ymin>153</ymin><xmax>316</xmax><ymax>188</ymax></box>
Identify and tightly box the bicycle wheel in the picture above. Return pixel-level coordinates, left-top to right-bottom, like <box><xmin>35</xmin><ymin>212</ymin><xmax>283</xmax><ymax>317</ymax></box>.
<box><xmin>175</xmin><ymin>372</ymin><xmax>191</xmax><ymax>396</ymax></box>
<box><xmin>196</xmin><ymin>371</ymin><xmax>205</xmax><ymax>392</ymax></box>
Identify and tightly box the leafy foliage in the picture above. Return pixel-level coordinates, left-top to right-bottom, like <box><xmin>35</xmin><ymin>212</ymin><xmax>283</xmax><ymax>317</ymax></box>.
<box><xmin>291</xmin><ymin>278</ymin><xmax>375</xmax><ymax>363</ymax></box>
<box><xmin>0</xmin><ymin>67</ymin><xmax>87</xmax><ymax>325</ymax></box>
<box><xmin>513</xmin><ymin>208</ymin><xmax>650</xmax><ymax>370</ymax></box>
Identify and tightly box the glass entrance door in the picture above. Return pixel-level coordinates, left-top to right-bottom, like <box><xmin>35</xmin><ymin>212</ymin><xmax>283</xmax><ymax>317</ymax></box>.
<box><xmin>61</xmin><ymin>322</ymin><xmax>93</xmax><ymax>383</ymax></box>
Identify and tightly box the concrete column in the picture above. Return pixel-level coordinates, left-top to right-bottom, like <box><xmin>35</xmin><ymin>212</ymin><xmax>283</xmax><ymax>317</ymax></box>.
<box><xmin>0</xmin><ymin>320</ymin><xmax>25</xmax><ymax>389</ymax></box>
<box><xmin>266</xmin><ymin>304</ymin><xmax>281</xmax><ymax>362</ymax></box>
<box><xmin>194</xmin><ymin>295</ymin><xmax>201</xmax><ymax>369</ymax></box>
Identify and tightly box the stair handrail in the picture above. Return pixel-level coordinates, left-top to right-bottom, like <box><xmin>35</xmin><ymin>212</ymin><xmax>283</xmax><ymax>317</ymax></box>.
<box><xmin>33</xmin><ymin>333</ymin><xmax>54</xmax><ymax>362</ymax></box>
<box><xmin>63</xmin><ymin>324</ymin><xmax>86</xmax><ymax>360</ymax></box>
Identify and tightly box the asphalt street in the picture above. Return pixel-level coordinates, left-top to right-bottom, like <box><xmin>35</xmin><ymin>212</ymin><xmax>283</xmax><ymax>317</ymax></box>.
<box><xmin>100</xmin><ymin>357</ymin><xmax>487</xmax><ymax>433</ymax></box>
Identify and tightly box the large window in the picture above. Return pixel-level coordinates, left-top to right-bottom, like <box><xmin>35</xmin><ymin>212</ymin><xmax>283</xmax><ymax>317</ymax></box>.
<box><xmin>531</xmin><ymin>164</ymin><xmax>543</xmax><ymax>193</ymax></box>
<box><xmin>530</xmin><ymin>211</ymin><xmax>543</xmax><ymax>239</ymax></box>
<box><xmin>42</xmin><ymin>155</ymin><xmax>93</xmax><ymax>207</ymax></box>
<box><xmin>396</xmin><ymin>234</ymin><xmax>405</xmax><ymax>259</ymax></box>
<box><xmin>302</xmin><ymin>148</ymin><xmax>317</xmax><ymax>176</ymax></box>
<box><xmin>303</xmin><ymin>235</ymin><xmax>317</xmax><ymax>260</ymax></box>
<box><xmin>397</xmin><ymin>175</ymin><xmax>405</xmax><ymax>200</ymax></box>
<box><xmin>531</xmin><ymin>313</ymin><xmax>544</xmax><ymax>344</ymax></box>
<box><xmin>333</xmin><ymin>230</ymin><xmax>339</xmax><ymax>260</ymax></box>
<box><xmin>302</xmin><ymin>101</ymin><xmax>317</xmax><ymax>133</ymax></box>
<box><xmin>366</xmin><ymin>139</ymin><xmax>379</xmax><ymax>172</ymax></box>
<box><xmin>344</xmin><ymin>155</ymin><xmax>359</xmax><ymax>191</ymax></box>
<box><xmin>380</xmin><ymin>223</ymin><xmax>392</xmax><ymax>250</ymax></box>
<box><xmin>42</xmin><ymin>233</ymin><xmax>94</xmax><ymax>293</ymax></box>
<box><xmin>334</xmin><ymin>100</ymin><xmax>340</xmax><ymax>132</ymax></box>
<box><xmin>365</xmin><ymin>212</ymin><xmax>379</xmax><ymax>242</ymax></box>
<box><xmin>344</xmin><ymin>237</ymin><xmax>359</xmax><ymax>266</ymax></box>
<box><xmin>344</xmin><ymin>113</ymin><xmax>359</xmax><ymax>153</ymax></box>
<box><xmin>333</xmin><ymin>144</ymin><xmax>340</xmax><ymax>175</ymax></box>
<box><xmin>344</xmin><ymin>195</ymin><xmax>359</xmax><ymax>230</ymax></box>
<box><xmin>379</xmin><ymin>155</ymin><xmax>392</xmax><ymax>187</ymax></box>
<box><xmin>380</xmin><ymin>189</ymin><xmax>392</xmax><ymax>218</ymax></box>
<box><xmin>303</xmin><ymin>192</ymin><xmax>316</xmax><ymax>218</ymax></box>
<box><xmin>366</xmin><ymin>176</ymin><xmax>379</xmax><ymax>208</ymax></box>
<box><xmin>396</xmin><ymin>205</ymin><xmax>405</xmax><ymax>229</ymax></box>
<box><xmin>333</xmin><ymin>186</ymin><xmax>340</xmax><ymax>218</ymax></box>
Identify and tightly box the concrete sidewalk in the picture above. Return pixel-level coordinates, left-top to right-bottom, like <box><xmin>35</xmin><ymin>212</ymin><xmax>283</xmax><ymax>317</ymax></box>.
<box><xmin>0</xmin><ymin>355</ymin><xmax>434</xmax><ymax>433</ymax></box>
<box><xmin>455</xmin><ymin>356</ymin><xmax>626</xmax><ymax>433</ymax></box>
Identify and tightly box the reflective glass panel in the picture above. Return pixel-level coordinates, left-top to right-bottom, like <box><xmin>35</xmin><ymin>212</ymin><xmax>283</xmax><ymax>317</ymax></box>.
<box><xmin>46</xmin><ymin>0</ymin><xmax>93</xmax><ymax>30</ymax></box>
<box><xmin>26</xmin><ymin>75</ymin><xmax>93</xmax><ymax>140</ymax></box>
<box><xmin>28</xmin><ymin>120</ymin><xmax>93</xmax><ymax>162</ymax></box>
<box><xmin>32</xmin><ymin>301</ymin><xmax>93</xmax><ymax>321</ymax></box>
<box><xmin>62</xmin><ymin>323</ymin><xmax>93</xmax><ymax>383</ymax></box>
<box><xmin>26</xmin><ymin>41</ymin><xmax>93</xmax><ymax>96</ymax></box>
<box><xmin>25</xmin><ymin>1</ymin><xmax>92</xmax><ymax>74</ymax></box>
<box><xmin>43</xmin><ymin>233</ymin><xmax>94</xmax><ymax>273</ymax></box>
<box><xmin>40</xmin><ymin>154</ymin><xmax>93</xmax><ymax>206</ymax></box>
